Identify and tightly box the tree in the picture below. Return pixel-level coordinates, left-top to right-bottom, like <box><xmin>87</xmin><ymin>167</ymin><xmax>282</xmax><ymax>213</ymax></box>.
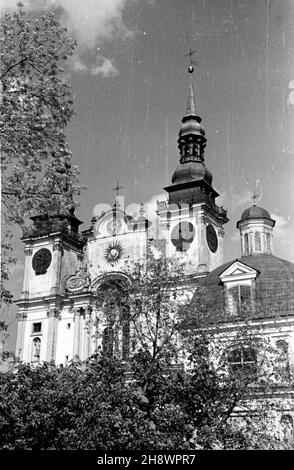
<box><xmin>91</xmin><ymin>254</ymin><xmax>292</xmax><ymax>450</ymax></box>
<box><xmin>0</xmin><ymin>255</ymin><xmax>291</xmax><ymax>450</ymax></box>
<box><xmin>0</xmin><ymin>3</ymin><xmax>82</xmax><ymax>305</ymax></box>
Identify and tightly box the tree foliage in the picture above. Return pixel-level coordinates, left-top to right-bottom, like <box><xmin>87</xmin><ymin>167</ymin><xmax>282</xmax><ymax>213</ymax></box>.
<box><xmin>0</xmin><ymin>3</ymin><xmax>82</xmax><ymax>305</ymax></box>
<box><xmin>1</xmin><ymin>2</ymin><xmax>81</xmax><ymax>224</ymax></box>
<box><xmin>0</xmin><ymin>255</ymin><xmax>292</xmax><ymax>449</ymax></box>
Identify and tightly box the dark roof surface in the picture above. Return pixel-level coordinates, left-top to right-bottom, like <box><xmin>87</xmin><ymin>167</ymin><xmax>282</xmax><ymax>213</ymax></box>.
<box><xmin>204</xmin><ymin>254</ymin><xmax>294</xmax><ymax>316</ymax></box>
<box><xmin>240</xmin><ymin>205</ymin><xmax>271</xmax><ymax>221</ymax></box>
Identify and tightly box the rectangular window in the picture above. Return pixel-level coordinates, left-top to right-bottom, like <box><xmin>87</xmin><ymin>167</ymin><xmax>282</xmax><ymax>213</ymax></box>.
<box><xmin>32</xmin><ymin>322</ymin><xmax>42</xmax><ymax>334</ymax></box>
<box><xmin>228</xmin><ymin>285</ymin><xmax>251</xmax><ymax>316</ymax></box>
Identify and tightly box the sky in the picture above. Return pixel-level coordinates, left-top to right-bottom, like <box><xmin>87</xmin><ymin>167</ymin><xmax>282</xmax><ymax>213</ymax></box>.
<box><xmin>2</xmin><ymin>0</ymin><xmax>294</xmax><ymax>350</ymax></box>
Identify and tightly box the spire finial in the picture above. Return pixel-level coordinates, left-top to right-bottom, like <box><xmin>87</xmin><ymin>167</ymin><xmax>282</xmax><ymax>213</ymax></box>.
<box><xmin>252</xmin><ymin>191</ymin><xmax>258</xmax><ymax>206</ymax></box>
<box><xmin>112</xmin><ymin>180</ymin><xmax>123</xmax><ymax>210</ymax></box>
<box><xmin>185</xmin><ymin>46</ymin><xmax>198</xmax><ymax>74</ymax></box>
<box><xmin>185</xmin><ymin>47</ymin><xmax>198</xmax><ymax>116</ymax></box>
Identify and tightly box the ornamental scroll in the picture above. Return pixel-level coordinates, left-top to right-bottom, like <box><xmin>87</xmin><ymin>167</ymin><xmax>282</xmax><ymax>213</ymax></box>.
<box><xmin>65</xmin><ymin>266</ymin><xmax>90</xmax><ymax>294</ymax></box>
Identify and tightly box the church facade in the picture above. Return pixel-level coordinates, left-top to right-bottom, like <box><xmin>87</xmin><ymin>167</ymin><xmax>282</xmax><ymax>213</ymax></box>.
<box><xmin>15</xmin><ymin>77</ymin><xmax>230</xmax><ymax>365</ymax></box>
<box><xmin>15</xmin><ymin>75</ymin><xmax>294</xmax><ymax>443</ymax></box>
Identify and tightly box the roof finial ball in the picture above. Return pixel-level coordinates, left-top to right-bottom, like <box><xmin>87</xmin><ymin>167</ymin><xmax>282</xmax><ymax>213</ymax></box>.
<box><xmin>185</xmin><ymin>47</ymin><xmax>198</xmax><ymax>75</ymax></box>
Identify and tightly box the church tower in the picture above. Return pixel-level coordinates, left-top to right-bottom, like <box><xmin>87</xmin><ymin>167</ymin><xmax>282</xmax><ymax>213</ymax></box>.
<box><xmin>236</xmin><ymin>203</ymin><xmax>276</xmax><ymax>256</ymax></box>
<box><xmin>158</xmin><ymin>69</ymin><xmax>228</xmax><ymax>276</ymax></box>
<box><xmin>15</xmin><ymin>212</ymin><xmax>85</xmax><ymax>363</ymax></box>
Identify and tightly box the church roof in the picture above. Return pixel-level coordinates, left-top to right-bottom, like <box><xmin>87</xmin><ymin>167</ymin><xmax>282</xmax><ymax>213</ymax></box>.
<box><xmin>204</xmin><ymin>254</ymin><xmax>294</xmax><ymax>316</ymax></box>
<box><xmin>171</xmin><ymin>161</ymin><xmax>212</xmax><ymax>185</ymax></box>
<box><xmin>240</xmin><ymin>205</ymin><xmax>272</xmax><ymax>221</ymax></box>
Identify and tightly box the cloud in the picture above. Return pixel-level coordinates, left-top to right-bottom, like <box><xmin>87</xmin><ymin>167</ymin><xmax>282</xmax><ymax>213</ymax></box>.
<box><xmin>144</xmin><ymin>193</ymin><xmax>166</xmax><ymax>220</ymax></box>
<box><xmin>90</xmin><ymin>56</ymin><xmax>118</xmax><ymax>77</ymax></box>
<box><xmin>1</xmin><ymin>0</ymin><xmax>137</xmax><ymax>77</ymax></box>
<box><xmin>72</xmin><ymin>55</ymin><xmax>89</xmax><ymax>73</ymax></box>
<box><xmin>232</xmin><ymin>189</ymin><xmax>252</xmax><ymax>210</ymax></box>
<box><xmin>142</xmin><ymin>193</ymin><xmax>166</xmax><ymax>238</ymax></box>
<box><xmin>271</xmin><ymin>213</ymin><xmax>290</xmax><ymax>240</ymax></box>
<box><xmin>71</xmin><ymin>54</ymin><xmax>118</xmax><ymax>77</ymax></box>
<box><xmin>1</xmin><ymin>0</ymin><xmax>136</xmax><ymax>47</ymax></box>
<box><xmin>231</xmin><ymin>180</ymin><xmax>263</xmax><ymax>211</ymax></box>
<box><xmin>271</xmin><ymin>213</ymin><xmax>294</xmax><ymax>262</ymax></box>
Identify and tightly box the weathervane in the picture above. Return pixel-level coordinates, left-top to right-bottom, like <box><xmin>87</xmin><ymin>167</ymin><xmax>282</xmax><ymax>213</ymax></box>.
<box><xmin>185</xmin><ymin>46</ymin><xmax>199</xmax><ymax>74</ymax></box>
<box><xmin>252</xmin><ymin>191</ymin><xmax>258</xmax><ymax>206</ymax></box>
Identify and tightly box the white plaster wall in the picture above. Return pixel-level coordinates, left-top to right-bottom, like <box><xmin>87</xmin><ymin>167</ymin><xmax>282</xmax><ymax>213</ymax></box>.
<box><xmin>60</xmin><ymin>248</ymin><xmax>80</xmax><ymax>293</ymax></box>
<box><xmin>28</xmin><ymin>242</ymin><xmax>54</xmax><ymax>297</ymax></box>
<box><xmin>87</xmin><ymin>230</ymin><xmax>147</xmax><ymax>279</ymax></box>
<box><xmin>55</xmin><ymin>307</ymin><xmax>75</xmax><ymax>365</ymax></box>
<box><xmin>21</xmin><ymin>307</ymin><xmax>49</xmax><ymax>363</ymax></box>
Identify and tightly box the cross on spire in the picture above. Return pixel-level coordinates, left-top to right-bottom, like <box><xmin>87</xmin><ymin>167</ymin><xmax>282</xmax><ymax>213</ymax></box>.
<box><xmin>185</xmin><ymin>46</ymin><xmax>199</xmax><ymax>74</ymax></box>
<box><xmin>112</xmin><ymin>180</ymin><xmax>123</xmax><ymax>198</ymax></box>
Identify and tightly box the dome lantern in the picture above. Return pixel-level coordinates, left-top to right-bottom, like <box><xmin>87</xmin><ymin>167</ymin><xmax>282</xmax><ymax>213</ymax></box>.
<box><xmin>237</xmin><ymin>204</ymin><xmax>276</xmax><ymax>256</ymax></box>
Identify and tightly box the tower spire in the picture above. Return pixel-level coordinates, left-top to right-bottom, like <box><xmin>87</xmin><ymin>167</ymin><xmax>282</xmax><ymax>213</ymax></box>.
<box><xmin>186</xmin><ymin>80</ymin><xmax>197</xmax><ymax>116</ymax></box>
<box><xmin>185</xmin><ymin>47</ymin><xmax>198</xmax><ymax>117</ymax></box>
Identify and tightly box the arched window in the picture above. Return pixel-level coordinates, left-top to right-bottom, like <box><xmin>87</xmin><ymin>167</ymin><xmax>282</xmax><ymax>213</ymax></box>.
<box><xmin>280</xmin><ymin>415</ymin><xmax>294</xmax><ymax>445</ymax></box>
<box><xmin>244</xmin><ymin>233</ymin><xmax>249</xmax><ymax>255</ymax></box>
<box><xmin>32</xmin><ymin>337</ymin><xmax>41</xmax><ymax>362</ymax></box>
<box><xmin>98</xmin><ymin>277</ymin><xmax>130</xmax><ymax>359</ymax></box>
<box><xmin>255</xmin><ymin>232</ymin><xmax>261</xmax><ymax>251</ymax></box>
<box><xmin>275</xmin><ymin>340</ymin><xmax>290</xmax><ymax>382</ymax></box>
<box><xmin>266</xmin><ymin>232</ymin><xmax>271</xmax><ymax>251</ymax></box>
<box><xmin>102</xmin><ymin>326</ymin><xmax>114</xmax><ymax>356</ymax></box>
<box><xmin>227</xmin><ymin>346</ymin><xmax>257</xmax><ymax>379</ymax></box>
<box><xmin>227</xmin><ymin>285</ymin><xmax>251</xmax><ymax>315</ymax></box>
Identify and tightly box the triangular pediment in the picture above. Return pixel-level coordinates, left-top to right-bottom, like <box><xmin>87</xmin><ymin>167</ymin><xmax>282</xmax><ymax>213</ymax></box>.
<box><xmin>219</xmin><ymin>260</ymin><xmax>258</xmax><ymax>282</ymax></box>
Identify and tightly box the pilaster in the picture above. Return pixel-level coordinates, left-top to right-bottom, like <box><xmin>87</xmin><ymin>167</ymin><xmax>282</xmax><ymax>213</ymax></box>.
<box><xmin>46</xmin><ymin>307</ymin><xmax>60</xmax><ymax>362</ymax></box>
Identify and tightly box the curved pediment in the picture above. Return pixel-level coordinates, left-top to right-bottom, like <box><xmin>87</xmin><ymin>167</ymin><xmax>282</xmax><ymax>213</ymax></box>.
<box><xmin>93</xmin><ymin>208</ymin><xmax>132</xmax><ymax>238</ymax></box>
<box><xmin>90</xmin><ymin>271</ymin><xmax>132</xmax><ymax>293</ymax></box>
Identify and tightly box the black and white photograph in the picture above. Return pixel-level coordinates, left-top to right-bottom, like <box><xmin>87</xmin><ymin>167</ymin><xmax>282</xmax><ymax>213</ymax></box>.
<box><xmin>1</xmin><ymin>0</ymin><xmax>294</xmax><ymax>456</ymax></box>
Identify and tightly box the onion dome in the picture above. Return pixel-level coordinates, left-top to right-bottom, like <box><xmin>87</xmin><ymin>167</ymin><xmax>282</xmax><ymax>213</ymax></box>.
<box><xmin>164</xmin><ymin>75</ymin><xmax>226</xmax><ymax>214</ymax></box>
<box><xmin>172</xmin><ymin>161</ymin><xmax>212</xmax><ymax>185</ymax></box>
<box><xmin>177</xmin><ymin>82</ymin><xmax>207</xmax><ymax>166</ymax></box>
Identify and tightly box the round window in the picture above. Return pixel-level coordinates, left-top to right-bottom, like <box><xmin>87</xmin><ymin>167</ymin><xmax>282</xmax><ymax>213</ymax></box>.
<box><xmin>206</xmin><ymin>224</ymin><xmax>218</xmax><ymax>253</ymax></box>
<box><xmin>171</xmin><ymin>222</ymin><xmax>195</xmax><ymax>252</ymax></box>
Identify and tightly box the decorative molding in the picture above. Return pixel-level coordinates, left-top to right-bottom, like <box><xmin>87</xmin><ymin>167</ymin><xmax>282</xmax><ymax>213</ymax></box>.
<box><xmin>86</xmin><ymin>305</ymin><xmax>93</xmax><ymax>315</ymax></box>
<box><xmin>24</xmin><ymin>247</ymin><xmax>33</xmax><ymax>256</ymax></box>
<box><xmin>47</xmin><ymin>307</ymin><xmax>61</xmax><ymax>319</ymax></box>
<box><xmin>65</xmin><ymin>264</ymin><xmax>90</xmax><ymax>294</ymax></box>
<box><xmin>217</xmin><ymin>227</ymin><xmax>225</xmax><ymax>238</ymax></box>
<box><xmin>77</xmin><ymin>252</ymin><xmax>84</xmax><ymax>262</ymax></box>
<box><xmin>73</xmin><ymin>306</ymin><xmax>84</xmax><ymax>315</ymax></box>
<box><xmin>202</xmin><ymin>215</ymin><xmax>209</xmax><ymax>226</ymax></box>
<box><xmin>53</xmin><ymin>241</ymin><xmax>64</xmax><ymax>254</ymax></box>
<box><xmin>103</xmin><ymin>241</ymin><xmax>123</xmax><ymax>266</ymax></box>
<box><xmin>90</xmin><ymin>271</ymin><xmax>131</xmax><ymax>294</ymax></box>
<box><xmin>16</xmin><ymin>311</ymin><xmax>28</xmax><ymax>320</ymax></box>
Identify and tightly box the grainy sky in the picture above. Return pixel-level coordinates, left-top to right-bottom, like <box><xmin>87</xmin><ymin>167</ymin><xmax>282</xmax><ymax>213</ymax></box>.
<box><xmin>2</xmin><ymin>0</ymin><xmax>294</xmax><ymax>350</ymax></box>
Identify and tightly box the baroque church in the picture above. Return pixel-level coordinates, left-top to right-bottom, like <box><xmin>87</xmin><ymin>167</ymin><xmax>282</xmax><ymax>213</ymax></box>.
<box><xmin>15</xmin><ymin>72</ymin><xmax>294</xmax><ymax>441</ymax></box>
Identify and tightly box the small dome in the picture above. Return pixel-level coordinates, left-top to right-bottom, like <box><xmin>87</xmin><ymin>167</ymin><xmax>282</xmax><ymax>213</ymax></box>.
<box><xmin>171</xmin><ymin>161</ymin><xmax>212</xmax><ymax>185</ymax></box>
<box><xmin>179</xmin><ymin>116</ymin><xmax>205</xmax><ymax>138</ymax></box>
<box><xmin>240</xmin><ymin>205</ymin><xmax>272</xmax><ymax>221</ymax></box>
